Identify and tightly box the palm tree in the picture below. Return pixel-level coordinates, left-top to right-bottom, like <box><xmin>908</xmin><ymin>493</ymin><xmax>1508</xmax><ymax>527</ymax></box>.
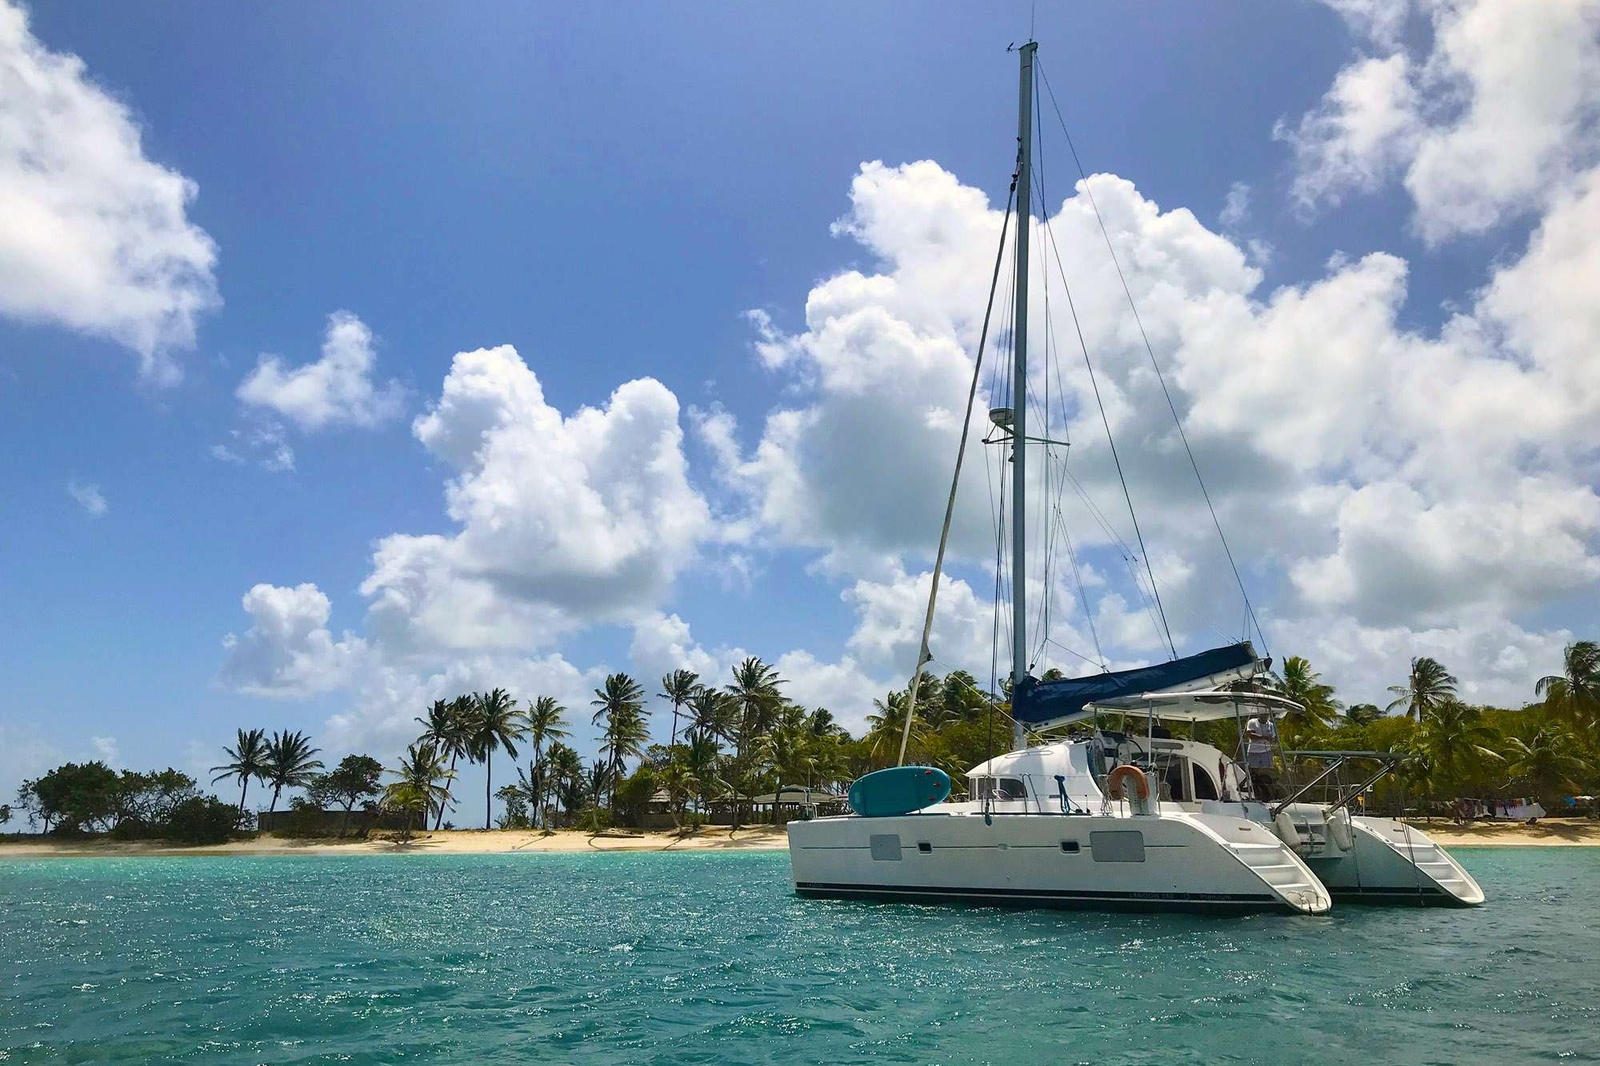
<box><xmin>688</xmin><ymin>686</ymin><xmax>738</xmax><ymax>746</ymax></box>
<box><xmin>210</xmin><ymin>728</ymin><xmax>269</xmax><ymax>815</ymax></box>
<box><xmin>865</xmin><ymin>691</ymin><xmax>921</xmax><ymax>761</ymax></box>
<box><xmin>1536</xmin><ymin>641</ymin><xmax>1600</xmax><ymax>732</ymax></box>
<box><xmin>682</xmin><ymin>728</ymin><xmax>723</xmax><ymax>813</ymax></box>
<box><xmin>1387</xmin><ymin>657</ymin><xmax>1458</xmax><ymax>720</ymax></box>
<box><xmin>522</xmin><ymin>696</ymin><xmax>569</xmax><ymax>828</ymax></box>
<box><xmin>416</xmin><ymin>697</ymin><xmax>475</xmax><ymax>830</ymax></box>
<box><xmin>382</xmin><ymin>741</ymin><xmax>455</xmax><ymax>840</ymax></box>
<box><xmin>1346</xmin><ymin>703</ymin><xmax>1384</xmax><ymax>726</ymax></box>
<box><xmin>262</xmin><ymin>730</ymin><xmax>324</xmax><ymax>814</ymax></box>
<box><xmin>545</xmin><ymin>741</ymin><xmax>585</xmax><ymax>825</ymax></box>
<box><xmin>1406</xmin><ymin>699</ymin><xmax>1501</xmax><ymax>801</ymax></box>
<box><xmin>470</xmin><ymin>688</ymin><xmax>525</xmax><ymax>830</ymax></box>
<box><xmin>1503</xmin><ymin>726</ymin><xmax>1588</xmax><ymax>798</ymax></box>
<box><xmin>726</xmin><ymin>658</ymin><xmax>787</xmax><ymax>826</ymax></box>
<box><xmin>592</xmin><ymin>673</ymin><xmax>648</xmax><ymax>806</ymax></box>
<box><xmin>1271</xmin><ymin>656</ymin><xmax>1341</xmax><ymax>731</ymax></box>
<box><xmin>659</xmin><ymin>670</ymin><xmax>700</xmax><ymax>747</ymax></box>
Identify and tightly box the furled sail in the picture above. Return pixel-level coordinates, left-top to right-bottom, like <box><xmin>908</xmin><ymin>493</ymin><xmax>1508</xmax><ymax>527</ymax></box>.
<box><xmin>1011</xmin><ymin>642</ymin><xmax>1262</xmax><ymax>729</ymax></box>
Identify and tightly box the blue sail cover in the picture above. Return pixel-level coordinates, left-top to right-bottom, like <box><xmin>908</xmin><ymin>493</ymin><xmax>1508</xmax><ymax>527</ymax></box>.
<box><xmin>1012</xmin><ymin>642</ymin><xmax>1259</xmax><ymax>727</ymax></box>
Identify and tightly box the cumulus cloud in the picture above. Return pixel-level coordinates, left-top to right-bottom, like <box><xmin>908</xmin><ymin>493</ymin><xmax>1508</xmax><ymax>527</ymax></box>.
<box><xmin>360</xmin><ymin>344</ymin><xmax>714</xmax><ymax>653</ymax></box>
<box><xmin>66</xmin><ymin>479</ymin><xmax>107</xmax><ymax>517</ymax></box>
<box><xmin>704</xmin><ymin>145</ymin><xmax>1598</xmax><ymax>701</ymax></box>
<box><xmin>0</xmin><ymin>0</ymin><xmax>218</xmax><ymax>383</ymax></box>
<box><xmin>1286</xmin><ymin>0</ymin><xmax>1600</xmax><ymax>241</ymax></box>
<box><xmin>237</xmin><ymin>312</ymin><xmax>404</xmax><ymax>430</ymax></box>
<box><xmin>219</xmin><ymin>583</ymin><xmax>366</xmax><ymax>698</ymax></box>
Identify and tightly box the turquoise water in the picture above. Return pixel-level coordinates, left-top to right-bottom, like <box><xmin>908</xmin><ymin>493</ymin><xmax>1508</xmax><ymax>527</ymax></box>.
<box><xmin>1</xmin><ymin>849</ymin><xmax>1596</xmax><ymax>1065</ymax></box>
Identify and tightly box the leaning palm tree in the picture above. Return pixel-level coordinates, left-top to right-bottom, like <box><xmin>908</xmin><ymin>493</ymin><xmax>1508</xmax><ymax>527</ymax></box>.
<box><xmin>522</xmin><ymin>696</ymin><xmax>570</xmax><ymax>828</ymax></box>
<box><xmin>262</xmin><ymin>730</ymin><xmax>324</xmax><ymax>814</ymax></box>
<box><xmin>470</xmin><ymin>688</ymin><xmax>525</xmax><ymax>830</ymax></box>
<box><xmin>211</xmin><ymin>728</ymin><xmax>270</xmax><ymax>815</ymax></box>
<box><xmin>417</xmin><ymin>696</ymin><xmax>475</xmax><ymax>830</ymax></box>
<box><xmin>382</xmin><ymin>741</ymin><xmax>455</xmax><ymax>841</ymax></box>
<box><xmin>592</xmin><ymin>673</ymin><xmax>648</xmax><ymax>806</ymax></box>
<box><xmin>1386</xmin><ymin>657</ymin><xmax>1458</xmax><ymax>720</ymax></box>
<box><xmin>659</xmin><ymin>669</ymin><xmax>700</xmax><ymax>747</ymax></box>
<box><xmin>1536</xmin><ymin>641</ymin><xmax>1600</xmax><ymax>733</ymax></box>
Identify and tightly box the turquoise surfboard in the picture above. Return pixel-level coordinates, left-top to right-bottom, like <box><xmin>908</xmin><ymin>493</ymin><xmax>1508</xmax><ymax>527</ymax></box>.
<box><xmin>848</xmin><ymin>766</ymin><xmax>952</xmax><ymax>817</ymax></box>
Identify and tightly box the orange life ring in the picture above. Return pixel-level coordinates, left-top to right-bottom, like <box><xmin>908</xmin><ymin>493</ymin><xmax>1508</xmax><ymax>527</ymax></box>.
<box><xmin>1105</xmin><ymin>764</ymin><xmax>1151</xmax><ymax>803</ymax></box>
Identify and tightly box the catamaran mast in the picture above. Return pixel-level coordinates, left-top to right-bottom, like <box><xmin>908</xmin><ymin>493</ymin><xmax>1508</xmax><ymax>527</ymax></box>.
<box><xmin>1011</xmin><ymin>42</ymin><xmax>1036</xmax><ymax>749</ymax></box>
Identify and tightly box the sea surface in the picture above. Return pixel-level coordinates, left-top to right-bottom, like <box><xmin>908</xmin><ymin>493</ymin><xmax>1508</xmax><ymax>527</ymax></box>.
<box><xmin>1</xmin><ymin>847</ymin><xmax>1596</xmax><ymax>1065</ymax></box>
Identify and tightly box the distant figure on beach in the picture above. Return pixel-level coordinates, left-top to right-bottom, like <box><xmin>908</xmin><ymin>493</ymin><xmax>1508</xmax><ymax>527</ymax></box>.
<box><xmin>1246</xmin><ymin>713</ymin><xmax>1280</xmax><ymax>800</ymax></box>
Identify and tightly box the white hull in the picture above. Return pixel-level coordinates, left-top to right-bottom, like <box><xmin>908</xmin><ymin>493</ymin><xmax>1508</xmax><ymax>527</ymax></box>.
<box><xmin>788</xmin><ymin>807</ymin><xmax>1332</xmax><ymax>915</ymax></box>
<box><xmin>1300</xmin><ymin>812</ymin><xmax>1485</xmax><ymax>906</ymax></box>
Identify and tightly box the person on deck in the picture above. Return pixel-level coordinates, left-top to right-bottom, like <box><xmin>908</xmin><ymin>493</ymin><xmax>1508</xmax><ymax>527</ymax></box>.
<box><xmin>1245</xmin><ymin>713</ymin><xmax>1280</xmax><ymax>801</ymax></box>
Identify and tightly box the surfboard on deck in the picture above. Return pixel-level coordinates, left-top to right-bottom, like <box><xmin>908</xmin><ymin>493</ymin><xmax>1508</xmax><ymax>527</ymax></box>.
<box><xmin>847</xmin><ymin>766</ymin><xmax>952</xmax><ymax>817</ymax></box>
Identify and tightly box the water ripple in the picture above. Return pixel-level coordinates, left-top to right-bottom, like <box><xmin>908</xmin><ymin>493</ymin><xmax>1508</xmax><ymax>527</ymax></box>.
<box><xmin>1</xmin><ymin>849</ymin><xmax>1598</xmax><ymax>1064</ymax></box>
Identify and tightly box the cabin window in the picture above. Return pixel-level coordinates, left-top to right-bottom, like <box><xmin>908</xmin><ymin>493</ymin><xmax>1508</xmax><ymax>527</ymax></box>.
<box><xmin>869</xmin><ymin>834</ymin><xmax>902</xmax><ymax>861</ymax></box>
<box><xmin>1160</xmin><ymin>759</ymin><xmax>1189</xmax><ymax>803</ymax></box>
<box><xmin>1090</xmin><ymin>830</ymin><xmax>1146</xmax><ymax>863</ymax></box>
<box><xmin>1193</xmin><ymin>764</ymin><xmax>1219</xmax><ymax>801</ymax></box>
<box><xmin>974</xmin><ymin>777</ymin><xmax>1029</xmax><ymax>801</ymax></box>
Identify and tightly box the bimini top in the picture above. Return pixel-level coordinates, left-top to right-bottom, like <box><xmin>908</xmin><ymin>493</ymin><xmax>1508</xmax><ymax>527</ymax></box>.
<box><xmin>1086</xmin><ymin>689</ymin><xmax>1303</xmax><ymax>722</ymax></box>
<box><xmin>1011</xmin><ymin>642</ymin><xmax>1263</xmax><ymax>730</ymax></box>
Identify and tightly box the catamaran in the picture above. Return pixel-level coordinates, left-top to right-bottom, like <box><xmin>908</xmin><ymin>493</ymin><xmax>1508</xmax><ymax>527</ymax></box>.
<box><xmin>785</xmin><ymin>41</ymin><xmax>1483</xmax><ymax>915</ymax></box>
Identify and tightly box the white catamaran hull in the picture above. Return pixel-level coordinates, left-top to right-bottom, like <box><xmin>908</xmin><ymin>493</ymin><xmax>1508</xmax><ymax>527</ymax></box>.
<box><xmin>1304</xmin><ymin>813</ymin><xmax>1485</xmax><ymax>906</ymax></box>
<box><xmin>788</xmin><ymin>809</ymin><xmax>1332</xmax><ymax>915</ymax></box>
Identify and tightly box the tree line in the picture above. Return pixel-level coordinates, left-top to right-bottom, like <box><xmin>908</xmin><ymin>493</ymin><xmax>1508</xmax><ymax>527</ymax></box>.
<box><xmin>7</xmin><ymin>641</ymin><xmax>1596</xmax><ymax>841</ymax></box>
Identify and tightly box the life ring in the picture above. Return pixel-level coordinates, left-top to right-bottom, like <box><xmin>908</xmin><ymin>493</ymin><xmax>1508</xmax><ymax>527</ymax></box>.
<box><xmin>1105</xmin><ymin>765</ymin><xmax>1153</xmax><ymax>815</ymax></box>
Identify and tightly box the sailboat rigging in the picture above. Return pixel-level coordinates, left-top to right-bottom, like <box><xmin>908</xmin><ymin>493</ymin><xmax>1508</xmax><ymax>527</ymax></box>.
<box><xmin>787</xmin><ymin>41</ymin><xmax>1483</xmax><ymax>914</ymax></box>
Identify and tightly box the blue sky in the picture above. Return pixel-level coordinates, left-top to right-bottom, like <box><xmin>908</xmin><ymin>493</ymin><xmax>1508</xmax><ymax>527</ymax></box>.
<box><xmin>4</xmin><ymin>0</ymin><xmax>1598</xmax><ymax>826</ymax></box>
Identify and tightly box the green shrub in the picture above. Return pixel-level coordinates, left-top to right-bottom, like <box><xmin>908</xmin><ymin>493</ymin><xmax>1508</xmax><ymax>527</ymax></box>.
<box><xmin>165</xmin><ymin>797</ymin><xmax>242</xmax><ymax>845</ymax></box>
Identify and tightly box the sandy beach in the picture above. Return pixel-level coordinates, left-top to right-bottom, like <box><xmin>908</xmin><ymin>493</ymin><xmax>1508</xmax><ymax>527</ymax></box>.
<box><xmin>3</xmin><ymin>819</ymin><xmax>1598</xmax><ymax>858</ymax></box>
<box><xmin>0</xmin><ymin>826</ymin><xmax>790</xmax><ymax>859</ymax></box>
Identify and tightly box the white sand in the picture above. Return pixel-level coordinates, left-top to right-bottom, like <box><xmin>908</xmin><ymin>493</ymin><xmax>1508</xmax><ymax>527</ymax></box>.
<box><xmin>0</xmin><ymin>826</ymin><xmax>789</xmax><ymax>859</ymax></box>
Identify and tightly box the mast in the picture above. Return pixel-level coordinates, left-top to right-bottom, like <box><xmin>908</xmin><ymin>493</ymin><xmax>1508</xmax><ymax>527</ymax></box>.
<box><xmin>1011</xmin><ymin>41</ymin><xmax>1036</xmax><ymax>749</ymax></box>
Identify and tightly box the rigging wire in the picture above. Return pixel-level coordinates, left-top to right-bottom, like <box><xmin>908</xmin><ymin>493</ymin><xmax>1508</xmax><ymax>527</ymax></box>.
<box><xmin>896</xmin><ymin>174</ymin><xmax>1018</xmax><ymax>766</ymax></box>
<box><xmin>1038</xmin><ymin>61</ymin><xmax>1269</xmax><ymax>656</ymax></box>
<box><xmin>1028</xmin><ymin>79</ymin><xmax>1177</xmax><ymax>659</ymax></box>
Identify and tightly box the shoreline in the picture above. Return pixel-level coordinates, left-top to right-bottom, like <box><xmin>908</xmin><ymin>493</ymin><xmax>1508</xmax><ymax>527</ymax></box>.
<box><xmin>0</xmin><ymin>825</ymin><xmax>790</xmax><ymax>859</ymax></box>
<box><xmin>2</xmin><ymin>819</ymin><xmax>1597</xmax><ymax>859</ymax></box>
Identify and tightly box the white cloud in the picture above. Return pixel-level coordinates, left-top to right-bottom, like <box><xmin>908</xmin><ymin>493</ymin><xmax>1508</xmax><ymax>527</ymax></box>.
<box><xmin>89</xmin><ymin>735</ymin><xmax>120</xmax><ymax>767</ymax></box>
<box><xmin>210</xmin><ymin>422</ymin><xmax>295</xmax><ymax>472</ymax></box>
<box><xmin>1288</xmin><ymin>0</ymin><xmax>1600</xmax><ymax>241</ymax></box>
<box><xmin>66</xmin><ymin>479</ymin><xmax>107</xmax><ymax>517</ymax></box>
<box><xmin>1281</xmin><ymin>54</ymin><xmax>1419</xmax><ymax>210</ymax></box>
<box><xmin>706</xmin><ymin>149</ymin><xmax>1598</xmax><ymax>702</ymax></box>
<box><xmin>1218</xmin><ymin>181</ymin><xmax>1251</xmax><ymax>231</ymax></box>
<box><xmin>0</xmin><ymin>0</ymin><xmax>218</xmax><ymax>384</ymax></box>
<box><xmin>360</xmin><ymin>344</ymin><xmax>715</xmax><ymax>652</ymax></box>
<box><xmin>219</xmin><ymin>583</ymin><xmax>366</xmax><ymax>698</ymax></box>
<box><xmin>237</xmin><ymin>311</ymin><xmax>404</xmax><ymax>431</ymax></box>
